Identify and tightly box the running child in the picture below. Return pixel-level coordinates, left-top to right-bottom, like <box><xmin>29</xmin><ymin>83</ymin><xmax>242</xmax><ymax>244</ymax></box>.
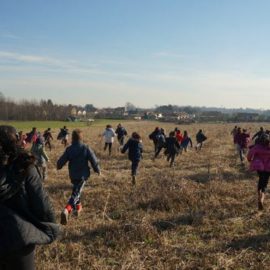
<box><xmin>121</xmin><ymin>132</ymin><xmax>143</xmax><ymax>185</ymax></box>
<box><xmin>195</xmin><ymin>129</ymin><xmax>207</xmax><ymax>151</ymax></box>
<box><xmin>235</xmin><ymin>128</ymin><xmax>250</xmax><ymax>163</ymax></box>
<box><xmin>154</xmin><ymin>128</ymin><xmax>166</xmax><ymax>159</ymax></box>
<box><xmin>165</xmin><ymin>131</ymin><xmax>181</xmax><ymax>167</ymax></box>
<box><xmin>57</xmin><ymin>126</ymin><xmax>69</xmax><ymax>147</ymax></box>
<box><xmin>31</xmin><ymin>134</ymin><xmax>49</xmax><ymax>180</ymax></box>
<box><xmin>181</xmin><ymin>130</ymin><xmax>193</xmax><ymax>152</ymax></box>
<box><xmin>57</xmin><ymin>129</ymin><xmax>100</xmax><ymax>225</ymax></box>
<box><xmin>115</xmin><ymin>123</ymin><xmax>128</xmax><ymax>147</ymax></box>
<box><xmin>149</xmin><ymin>127</ymin><xmax>161</xmax><ymax>153</ymax></box>
<box><xmin>247</xmin><ymin>134</ymin><xmax>270</xmax><ymax>210</ymax></box>
<box><xmin>43</xmin><ymin>128</ymin><xmax>53</xmax><ymax>151</ymax></box>
<box><xmin>252</xmin><ymin>127</ymin><xmax>265</xmax><ymax>142</ymax></box>
<box><xmin>102</xmin><ymin>125</ymin><xmax>116</xmax><ymax>155</ymax></box>
<box><xmin>25</xmin><ymin>127</ymin><xmax>38</xmax><ymax>145</ymax></box>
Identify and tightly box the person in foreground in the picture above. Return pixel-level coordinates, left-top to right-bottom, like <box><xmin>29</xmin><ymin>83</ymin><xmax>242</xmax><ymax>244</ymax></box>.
<box><xmin>121</xmin><ymin>132</ymin><xmax>143</xmax><ymax>185</ymax></box>
<box><xmin>247</xmin><ymin>134</ymin><xmax>270</xmax><ymax>211</ymax></box>
<box><xmin>0</xmin><ymin>125</ymin><xmax>59</xmax><ymax>270</ymax></box>
<box><xmin>57</xmin><ymin>129</ymin><xmax>100</xmax><ymax>225</ymax></box>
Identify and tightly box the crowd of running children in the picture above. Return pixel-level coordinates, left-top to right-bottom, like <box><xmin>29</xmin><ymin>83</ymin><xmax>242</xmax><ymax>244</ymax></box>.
<box><xmin>232</xmin><ymin>126</ymin><xmax>270</xmax><ymax>211</ymax></box>
<box><xmin>2</xmin><ymin>122</ymin><xmax>270</xmax><ymax>269</ymax></box>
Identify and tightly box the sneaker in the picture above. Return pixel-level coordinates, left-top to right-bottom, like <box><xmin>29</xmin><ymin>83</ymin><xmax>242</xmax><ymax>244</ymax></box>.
<box><xmin>75</xmin><ymin>204</ymin><xmax>82</xmax><ymax>217</ymax></box>
<box><xmin>61</xmin><ymin>208</ymin><xmax>69</xmax><ymax>225</ymax></box>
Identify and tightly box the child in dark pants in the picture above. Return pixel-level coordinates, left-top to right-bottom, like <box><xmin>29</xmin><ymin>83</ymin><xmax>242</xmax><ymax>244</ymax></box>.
<box><xmin>57</xmin><ymin>129</ymin><xmax>100</xmax><ymax>225</ymax></box>
<box><xmin>43</xmin><ymin>128</ymin><xmax>53</xmax><ymax>151</ymax></box>
<box><xmin>165</xmin><ymin>131</ymin><xmax>181</xmax><ymax>167</ymax></box>
<box><xmin>121</xmin><ymin>132</ymin><xmax>143</xmax><ymax>185</ymax></box>
<box><xmin>115</xmin><ymin>123</ymin><xmax>128</xmax><ymax>147</ymax></box>
<box><xmin>247</xmin><ymin>134</ymin><xmax>270</xmax><ymax>210</ymax></box>
<box><xmin>102</xmin><ymin>125</ymin><xmax>116</xmax><ymax>155</ymax></box>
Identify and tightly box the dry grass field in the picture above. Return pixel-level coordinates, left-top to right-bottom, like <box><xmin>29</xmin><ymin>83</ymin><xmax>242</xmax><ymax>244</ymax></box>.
<box><xmin>32</xmin><ymin>121</ymin><xmax>270</xmax><ymax>270</ymax></box>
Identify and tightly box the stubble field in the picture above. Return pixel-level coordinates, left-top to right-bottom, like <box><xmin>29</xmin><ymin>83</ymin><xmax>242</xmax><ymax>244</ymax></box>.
<box><xmin>27</xmin><ymin>121</ymin><xmax>270</xmax><ymax>270</ymax></box>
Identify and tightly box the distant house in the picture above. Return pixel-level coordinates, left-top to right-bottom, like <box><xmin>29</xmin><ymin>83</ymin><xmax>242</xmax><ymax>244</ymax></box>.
<box><xmin>177</xmin><ymin>112</ymin><xmax>195</xmax><ymax>123</ymax></box>
<box><xmin>143</xmin><ymin>112</ymin><xmax>163</xmax><ymax>120</ymax></box>
<box><xmin>96</xmin><ymin>107</ymin><xmax>127</xmax><ymax>119</ymax></box>
<box><xmin>159</xmin><ymin>111</ymin><xmax>194</xmax><ymax>123</ymax></box>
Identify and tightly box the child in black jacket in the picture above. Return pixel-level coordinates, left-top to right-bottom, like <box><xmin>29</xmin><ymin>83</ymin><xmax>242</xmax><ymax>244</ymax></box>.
<box><xmin>121</xmin><ymin>132</ymin><xmax>143</xmax><ymax>185</ymax></box>
<box><xmin>165</xmin><ymin>131</ymin><xmax>181</xmax><ymax>167</ymax></box>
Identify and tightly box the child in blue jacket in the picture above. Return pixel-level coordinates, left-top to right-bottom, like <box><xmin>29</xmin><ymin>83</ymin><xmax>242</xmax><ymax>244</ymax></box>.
<box><xmin>181</xmin><ymin>130</ymin><xmax>193</xmax><ymax>152</ymax></box>
<box><xmin>121</xmin><ymin>132</ymin><xmax>143</xmax><ymax>185</ymax></box>
<box><xmin>57</xmin><ymin>129</ymin><xmax>100</xmax><ymax>225</ymax></box>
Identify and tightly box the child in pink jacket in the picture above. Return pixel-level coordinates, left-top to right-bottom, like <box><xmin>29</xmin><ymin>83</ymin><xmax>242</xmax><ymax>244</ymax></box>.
<box><xmin>247</xmin><ymin>134</ymin><xmax>270</xmax><ymax>210</ymax></box>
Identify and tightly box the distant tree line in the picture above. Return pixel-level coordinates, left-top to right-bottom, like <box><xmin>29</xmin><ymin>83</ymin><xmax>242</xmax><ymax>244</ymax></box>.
<box><xmin>0</xmin><ymin>92</ymin><xmax>97</xmax><ymax>121</ymax></box>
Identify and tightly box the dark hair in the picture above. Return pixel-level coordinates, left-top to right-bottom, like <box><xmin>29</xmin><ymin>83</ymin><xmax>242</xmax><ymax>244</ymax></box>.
<box><xmin>132</xmin><ymin>132</ymin><xmax>141</xmax><ymax>140</ymax></box>
<box><xmin>0</xmin><ymin>125</ymin><xmax>35</xmax><ymax>170</ymax></box>
<box><xmin>106</xmin><ymin>124</ymin><xmax>112</xmax><ymax>128</ymax></box>
<box><xmin>169</xmin><ymin>131</ymin><xmax>175</xmax><ymax>137</ymax></box>
<box><xmin>72</xmin><ymin>129</ymin><xmax>83</xmax><ymax>143</ymax></box>
<box><xmin>257</xmin><ymin>134</ymin><xmax>270</xmax><ymax>146</ymax></box>
<box><xmin>184</xmin><ymin>130</ymin><xmax>188</xmax><ymax>136</ymax></box>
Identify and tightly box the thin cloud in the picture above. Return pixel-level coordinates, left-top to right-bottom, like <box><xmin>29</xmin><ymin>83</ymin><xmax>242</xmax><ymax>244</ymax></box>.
<box><xmin>153</xmin><ymin>51</ymin><xmax>187</xmax><ymax>59</ymax></box>
<box><xmin>0</xmin><ymin>51</ymin><xmax>62</xmax><ymax>65</ymax></box>
<box><xmin>0</xmin><ymin>30</ymin><xmax>20</xmax><ymax>40</ymax></box>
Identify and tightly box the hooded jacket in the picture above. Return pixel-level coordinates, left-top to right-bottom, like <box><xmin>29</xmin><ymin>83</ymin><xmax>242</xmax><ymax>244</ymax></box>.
<box><xmin>31</xmin><ymin>141</ymin><xmax>49</xmax><ymax>165</ymax></box>
<box><xmin>0</xmin><ymin>164</ymin><xmax>59</xmax><ymax>256</ymax></box>
<box><xmin>196</xmin><ymin>132</ymin><xmax>207</xmax><ymax>143</ymax></box>
<box><xmin>57</xmin><ymin>142</ymin><xmax>100</xmax><ymax>182</ymax></box>
<box><xmin>165</xmin><ymin>137</ymin><xmax>180</xmax><ymax>154</ymax></box>
<box><xmin>115</xmin><ymin>126</ymin><xmax>127</xmax><ymax>139</ymax></box>
<box><xmin>103</xmin><ymin>128</ymin><xmax>116</xmax><ymax>143</ymax></box>
<box><xmin>122</xmin><ymin>138</ymin><xmax>143</xmax><ymax>161</ymax></box>
<box><xmin>247</xmin><ymin>144</ymin><xmax>270</xmax><ymax>172</ymax></box>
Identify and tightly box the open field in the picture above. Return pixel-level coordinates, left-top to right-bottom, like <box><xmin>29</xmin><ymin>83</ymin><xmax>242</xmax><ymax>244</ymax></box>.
<box><xmin>28</xmin><ymin>121</ymin><xmax>270</xmax><ymax>270</ymax></box>
<box><xmin>0</xmin><ymin>119</ymin><xmax>131</xmax><ymax>130</ymax></box>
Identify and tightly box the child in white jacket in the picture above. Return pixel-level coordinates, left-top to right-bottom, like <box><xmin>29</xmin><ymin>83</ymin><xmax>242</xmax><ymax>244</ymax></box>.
<box><xmin>102</xmin><ymin>125</ymin><xmax>116</xmax><ymax>155</ymax></box>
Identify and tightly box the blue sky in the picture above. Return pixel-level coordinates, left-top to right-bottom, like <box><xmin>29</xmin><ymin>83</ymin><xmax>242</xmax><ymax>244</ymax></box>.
<box><xmin>1</xmin><ymin>0</ymin><xmax>270</xmax><ymax>108</ymax></box>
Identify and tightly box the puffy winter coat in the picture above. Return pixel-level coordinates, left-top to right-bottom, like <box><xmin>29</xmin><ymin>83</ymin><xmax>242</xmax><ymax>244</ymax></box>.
<box><xmin>165</xmin><ymin>137</ymin><xmax>180</xmax><ymax>154</ymax></box>
<box><xmin>115</xmin><ymin>127</ymin><xmax>127</xmax><ymax>139</ymax></box>
<box><xmin>0</xmin><ymin>164</ymin><xmax>59</xmax><ymax>256</ymax></box>
<box><xmin>31</xmin><ymin>142</ymin><xmax>49</xmax><ymax>165</ymax></box>
<box><xmin>196</xmin><ymin>132</ymin><xmax>207</xmax><ymax>143</ymax></box>
<box><xmin>181</xmin><ymin>136</ymin><xmax>193</xmax><ymax>148</ymax></box>
<box><xmin>247</xmin><ymin>144</ymin><xmax>270</xmax><ymax>172</ymax></box>
<box><xmin>57</xmin><ymin>142</ymin><xmax>100</xmax><ymax>182</ymax></box>
<box><xmin>122</xmin><ymin>138</ymin><xmax>143</xmax><ymax>161</ymax></box>
<box><xmin>103</xmin><ymin>128</ymin><xmax>116</xmax><ymax>143</ymax></box>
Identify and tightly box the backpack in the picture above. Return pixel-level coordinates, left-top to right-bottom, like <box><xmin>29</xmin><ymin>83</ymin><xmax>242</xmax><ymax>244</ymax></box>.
<box><xmin>156</xmin><ymin>134</ymin><xmax>166</xmax><ymax>147</ymax></box>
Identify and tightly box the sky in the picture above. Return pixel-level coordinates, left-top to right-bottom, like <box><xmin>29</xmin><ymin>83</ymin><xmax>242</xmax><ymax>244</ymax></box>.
<box><xmin>1</xmin><ymin>0</ymin><xmax>270</xmax><ymax>108</ymax></box>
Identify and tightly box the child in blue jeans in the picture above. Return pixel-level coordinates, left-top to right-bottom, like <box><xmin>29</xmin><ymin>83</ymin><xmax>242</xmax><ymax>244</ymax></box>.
<box><xmin>57</xmin><ymin>129</ymin><xmax>100</xmax><ymax>225</ymax></box>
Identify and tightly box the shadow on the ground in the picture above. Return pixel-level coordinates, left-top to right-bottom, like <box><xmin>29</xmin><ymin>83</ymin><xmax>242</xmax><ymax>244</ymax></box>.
<box><xmin>137</xmin><ymin>197</ymin><xmax>171</xmax><ymax>211</ymax></box>
<box><xmin>227</xmin><ymin>234</ymin><xmax>270</xmax><ymax>251</ymax></box>
<box><xmin>188</xmin><ymin>172</ymin><xmax>212</xmax><ymax>183</ymax></box>
<box><xmin>152</xmin><ymin>215</ymin><xmax>194</xmax><ymax>232</ymax></box>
